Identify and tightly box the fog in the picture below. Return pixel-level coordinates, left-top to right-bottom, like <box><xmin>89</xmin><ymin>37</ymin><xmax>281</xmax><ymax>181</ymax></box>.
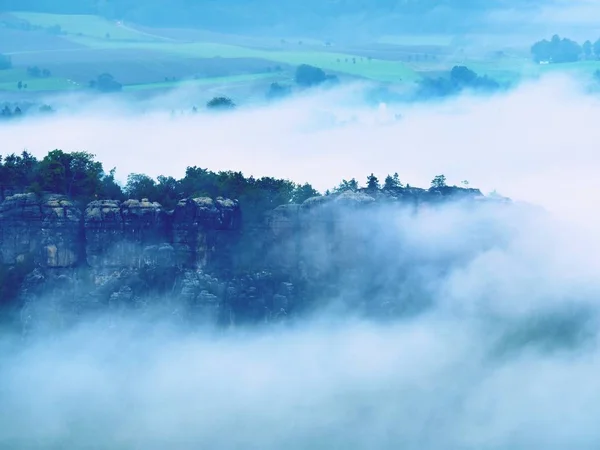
<box><xmin>3</xmin><ymin>75</ymin><xmax>600</xmax><ymax>448</ymax></box>
<box><xmin>4</xmin><ymin>74</ymin><xmax>600</xmax><ymax>223</ymax></box>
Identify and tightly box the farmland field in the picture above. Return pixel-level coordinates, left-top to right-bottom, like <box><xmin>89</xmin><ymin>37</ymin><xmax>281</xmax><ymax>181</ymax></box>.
<box><xmin>123</xmin><ymin>72</ymin><xmax>286</xmax><ymax>91</ymax></box>
<box><xmin>2</xmin><ymin>10</ymin><xmax>597</xmax><ymax>97</ymax></box>
<box><xmin>9</xmin><ymin>11</ymin><xmax>167</xmax><ymax>42</ymax></box>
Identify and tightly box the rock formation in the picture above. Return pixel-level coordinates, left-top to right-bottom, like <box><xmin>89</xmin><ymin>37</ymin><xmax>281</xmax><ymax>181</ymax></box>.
<box><xmin>0</xmin><ymin>186</ymin><xmax>496</xmax><ymax>332</ymax></box>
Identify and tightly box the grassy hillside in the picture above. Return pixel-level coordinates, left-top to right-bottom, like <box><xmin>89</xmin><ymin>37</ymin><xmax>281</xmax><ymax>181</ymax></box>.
<box><xmin>10</xmin><ymin>11</ymin><xmax>166</xmax><ymax>42</ymax></box>
<box><xmin>3</xmin><ymin>11</ymin><xmax>598</xmax><ymax>96</ymax></box>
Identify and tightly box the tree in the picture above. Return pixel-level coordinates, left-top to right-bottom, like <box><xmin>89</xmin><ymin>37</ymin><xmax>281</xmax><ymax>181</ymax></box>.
<box><xmin>266</xmin><ymin>82</ymin><xmax>291</xmax><ymax>100</ymax></box>
<box><xmin>450</xmin><ymin>66</ymin><xmax>478</xmax><ymax>85</ymax></box>
<box><xmin>531</xmin><ymin>35</ymin><xmax>581</xmax><ymax>63</ymax></box>
<box><xmin>431</xmin><ymin>174</ymin><xmax>447</xmax><ymax>189</ymax></box>
<box><xmin>100</xmin><ymin>168</ymin><xmax>125</xmax><ymax>201</ymax></box>
<box><xmin>594</xmin><ymin>38</ymin><xmax>600</xmax><ymax>59</ymax></box>
<box><xmin>155</xmin><ymin>175</ymin><xmax>179</xmax><ymax>209</ymax></box>
<box><xmin>292</xmin><ymin>183</ymin><xmax>319</xmax><ymax>204</ymax></box>
<box><xmin>583</xmin><ymin>40</ymin><xmax>593</xmax><ymax>59</ymax></box>
<box><xmin>366</xmin><ymin>173</ymin><xmax>380</xmax><ymax>190</ymax></box>
<box><xmin>36</xmin><ymin>150</ymin><xmax>105</xmax><ymax>202</ymax></box>
<box><xmin>531</xmin><ymin>38</ymin><xmax>552</xmax><ymax>62</ymax></box>
<box><xmin>27</xmin><ymin>66</ymin><xmax>41</xmax><ymax>77</ymax></box>
<box><xmin>206</xmin><ymin>96</ymin><xmax>236</xmax><ymax>110</ymax></box>
<box><xmin>335</xmin><ymin>178</ymin><xmax>359</xmax><ymax>192</ymax></box>
<box><xmin>0</xmin><ymin>151</ymin><xmax>38</xmax><ymax>197</ymax></box>
<box><xmin>91</xmin><ymin>73</ymin><xmax>122</xmax><ymax>92</ymax></box>
<box><xmin>124</xmin><ymin>173</ymin><xmax>158</xmax><ymax>200</ymax></box>
<box><xmin>295</xmin><ymin>64</ymin><xmax>327</xmax><ymax>87</ymax></box>
<box><xmin>39</xmin><ymin>104</ymin><xmax>55</xmax><ymax>114</ymax></box>
<box><xmin>1</xmin><ymin>105</ymin><xmax>12</xmax><ymax>119</ymax></box>
<box><xmin>384</xmin><ymin>173</ymin><xmax>402</xmax><ymax>190</ymax></box>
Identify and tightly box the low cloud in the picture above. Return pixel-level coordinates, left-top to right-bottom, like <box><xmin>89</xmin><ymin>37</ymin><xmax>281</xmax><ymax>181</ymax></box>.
<box><xmin>2</xmin><ymin>75</ymin><xmax>600</xmax><ymax>448</ymax></box>
<box><xmin>3</xmin><ymin>75</ymin><xmax>599</xmax><ymax>222</ymax></box>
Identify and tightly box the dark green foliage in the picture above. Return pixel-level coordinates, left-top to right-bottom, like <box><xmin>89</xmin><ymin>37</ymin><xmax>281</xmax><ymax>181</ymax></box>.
<box><xmin>295</xmin><ymin>64</ymin><xmax>327</xmax><ymax>87</ymax></box>
<box><xmin>39</xmin><ymin>104</ymin><xmax>55</xmax><ymax>114</ymax></box>
<box><xmin>124</xmin><ymin>165</ymin><xmax>320</xmax><ymax>223</ymax></box>
<box><xmin>366</xmin><ymin>173</ymin><xmax>380</xmax><ymax>190</ymax></box>
<box><xmin>0</xmin><ymin>151</ymin><xmax>38</xmax><ymax>199</ymax></box>
<box><xmin>431</xmin><ymin>174</ymin><xmax>447</xmax><ymax>189</ymax></box>
<box><xmin>292</xmin><ymin>183</ymin><xmax>319</xmax><ymax>203</ymax></box>
<box><xmin>89</xmin><ymin>73</ymin><xmax>123</xmax><ymax>92</ymax></box>
<box><xmin>384</xmin><ymin>173</ymin><xmax>403</xmax><ymax>190</ymax></box>
<box><xmin>0</xmin><ymin>150</ymin><xmax>122</xmax><ymax>203</ymax></box>
<box><xmin>335</xmin><ymin>178</ymin><xmax>359</xmax><ymax>192</ymax></box>
<box><xmin>125</xmin><ymin>173</ymin><xmax>158</xmax><ymax>200</ymax></box>
<box><xmin>35</xmin><ymin>150</ymin><xmax>105</xmax><ymax>202</ymax></box>
<box><xmin>207</xmin><ymin>97</ymin><xmax>236</xmax><ymax>110</ymax></box>
<box><xmin>531</xmin><ymin>35</ymin><xmax>582</xmax><ymax>63</ymax></box>
<box><xmin>155</xmin><ymin>176</ymin><xmax>179</xmax><ymax>210</ymax></box>
<box><xmin>101</xmin><ymin>168</ymin><xmax>126</xmax><ymax>202</ymax></box>
<box><xmin>26</xmin><ymin>66</ymin><xmax>51</xmax><ymax>78</ymax></box>
<box><xmin>583</xmin><ymin>40</ymin><xmax>593</xmax><ymax>59</ymax></box>
<box><xmin>451</xmin><ymin>66</ymin><xmax>478</xmax><ymax>85</ymax></box>
<box><xmin>594</xmin><ymin>39</ymin><xmax>600</xmax><ymax>59</ymax></box>
<box><xmin>417</xmin><ymin>65</ymin><xmax>500</xmax><ymax>99</ymax></box>
<box><xmin>266</xmin><ymin>82</ymin><xmax>292</xmax><ymax>100</ymax></box>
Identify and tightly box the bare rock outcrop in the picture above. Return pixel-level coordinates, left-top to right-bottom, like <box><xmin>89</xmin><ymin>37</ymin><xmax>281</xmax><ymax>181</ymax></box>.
<box><xmin>172</xmin><ymin>197</ymin><xmax>241</xmax><ymax>268</ymax></box>
<box><xmin>0</xmin><ymin>193</ymin><xmax>82</xmax><ymax>268</ymax></box>
<box><xmin>84</xmin><ymin>198</ymin><xmax>169</xmax><ymax>268</ymax></box>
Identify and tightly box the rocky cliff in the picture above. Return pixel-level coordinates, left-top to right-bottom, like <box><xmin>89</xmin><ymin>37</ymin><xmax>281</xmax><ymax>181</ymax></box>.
<box><xmin>0</xmin><ymin>186</ymin><xmax>496</xmax><ymax>332</ymax></box>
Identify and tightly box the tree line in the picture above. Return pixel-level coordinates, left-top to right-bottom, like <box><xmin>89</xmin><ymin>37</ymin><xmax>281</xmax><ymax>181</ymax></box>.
<box><xmin>531</xmin><ymin>35</ymin><xmax>600</xmax><ymax>64</ymax></box>
<box><xmin>416</xmin><ymin>65</ymin><xmax>501</xmax><ymax>99</ymax></box>
<box><xmin>0</xmin><ymin>150</ymin><xmax>457</xmax><ymax>222</ymax></box>
<box><xmin>0</xmin><ymin>150</ymin><xmax>319</xmax><ymax>227</ymax></box>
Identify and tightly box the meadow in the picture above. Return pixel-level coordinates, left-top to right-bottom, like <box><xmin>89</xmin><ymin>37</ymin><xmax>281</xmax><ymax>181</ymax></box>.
<box><xmin>2</xmin><ymin>11</ymin><xmax>599</xmax><ymax>96</ymax></box>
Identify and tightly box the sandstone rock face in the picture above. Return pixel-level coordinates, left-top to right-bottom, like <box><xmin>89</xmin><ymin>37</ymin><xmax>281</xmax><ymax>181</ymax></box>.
<box><xmin>172</xmin><ymin>197</ymin><xmax>241</xmax><ymax>268</ymax></box>
<box><xmin>0</xmin><ymin>193</ymin><xmax>82</xmax><ymax>268</ymax></box>
<box><xmin>2</xmin><ymin>187</ymin><xmax>499</xmax><ymax>333</ymax></box>
<box><xmin>84</xmin><ymin>198</ymin><xmax>169</xmax><ymax>269</ymax></box>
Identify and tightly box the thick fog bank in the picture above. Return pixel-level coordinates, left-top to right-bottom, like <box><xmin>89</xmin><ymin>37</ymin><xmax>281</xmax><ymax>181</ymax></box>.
<box><xmin>2</xmin><ymin>193</ymin><xmax>600</xmax><ymax>448</ymax></box>
<box><xmin>3</xmin><ymin>75</ymin><xmax>600</xmax><ymax>223</ymax></box>
<box><xmin>3</xmin><ymin>74</ymin><xmax>600</xmax><ymax>448</ymax></box>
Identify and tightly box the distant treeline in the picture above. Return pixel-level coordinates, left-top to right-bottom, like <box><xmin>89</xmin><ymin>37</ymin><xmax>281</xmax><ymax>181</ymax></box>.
<box><xmin>416</xmin><ymin>65</ymin><xmax>502</xmax><ymax>99</ymax></box>
<box><xmin>531</xmin><ymin>35</ymin><xmax>600</xmax><ymax>63</ymax></box>
<box><xmin>0</xmin><ymin>103</ymin><xmax>55</xmax><ymax>120</ymax></box>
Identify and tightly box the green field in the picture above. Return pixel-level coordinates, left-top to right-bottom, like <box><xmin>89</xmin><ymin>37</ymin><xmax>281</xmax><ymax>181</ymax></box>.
<box><xmin>10</xmin><ymin>11</ymin><xmax>166</xmax><ymax>42</ymax></box>
<box><xmin>123</xmin><ymin>72</ymin><xmax>285</xmax><ymax>91</ymax></box>
<box><xmin>0</xmin><ymin>68</ymin><xmax>79</xmax><ymax>91</ymax></box>
<box><xmin>63</xmin><ymin>37</ymin><xmax>420</xmax><ymax>82</ymax></box>
<box><xmin>2</xmin><ymin>11</ymin><xmax>599</xmax><ymax>96</ymax></box>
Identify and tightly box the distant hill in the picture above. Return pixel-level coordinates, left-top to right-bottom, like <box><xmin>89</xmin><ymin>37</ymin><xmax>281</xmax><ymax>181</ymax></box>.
<box><xmin>3</xmin><ymin>0</ymin><xmax>554</xmax><ymax>34</ymax></box>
